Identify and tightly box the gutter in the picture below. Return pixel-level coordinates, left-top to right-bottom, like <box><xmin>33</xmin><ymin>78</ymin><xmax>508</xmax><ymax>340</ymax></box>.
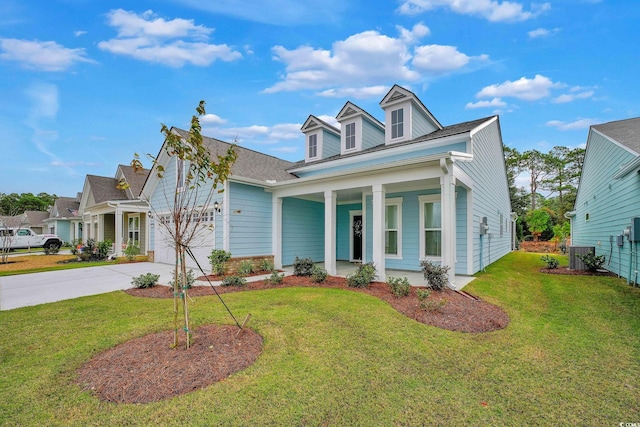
<box><xmin>612</xmin><ymin>155</ymin><xmax>640</xmax><ymax>180</ymax></box>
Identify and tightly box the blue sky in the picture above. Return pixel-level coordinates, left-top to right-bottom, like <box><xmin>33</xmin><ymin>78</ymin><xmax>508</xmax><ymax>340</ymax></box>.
<box><xmin>1</xmin><ymin>0</ymin><xmax>638</xmax><ymax>196</ymax></box>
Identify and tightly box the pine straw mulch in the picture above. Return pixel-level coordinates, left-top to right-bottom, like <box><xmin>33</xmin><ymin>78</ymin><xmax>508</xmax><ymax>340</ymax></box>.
<box><xmin>79</xmin><ymin>275</ymin><xmax>509</xmax><ymax>404</ymax></box>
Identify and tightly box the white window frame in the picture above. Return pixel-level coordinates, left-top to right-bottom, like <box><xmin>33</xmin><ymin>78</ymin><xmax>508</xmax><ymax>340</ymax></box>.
<box><xmin>128</xmin><ymin>214</ymin><xmax>140</xmax><ymax>245</ymax></box>
<box><xmin>345</xmin><ymin>122</ymin><xmax>356</xmax><ymax>151</ymax></box>
<box><xmin>385</xmin><ymin>197</ymin><xmax>403</xmax><ymax>259</ymax></box>
<box><xmin>176</xmin><ymin>158</ymin><xmax>185</xmax><ymax>192</ymax></box>
<box><xmin>307</xmin><ymin>132</ymin><xmax>320</xmax><ymax>161</ymax></box>
<box><xmin>419</xmin><ymin>194</ymin><xmax>442</xmax><ymax>261</ymax></box>
<box><xmin>391</xmin><ymin>108</ymin><xmax>404</xmax><ymax>140</ymax></box>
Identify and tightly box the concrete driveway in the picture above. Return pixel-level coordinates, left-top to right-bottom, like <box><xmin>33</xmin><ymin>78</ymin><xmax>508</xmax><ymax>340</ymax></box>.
<box><xmin>0</xmin><ymin>262</ymin><xmax>177</xmax><ymax>311</ymax></box>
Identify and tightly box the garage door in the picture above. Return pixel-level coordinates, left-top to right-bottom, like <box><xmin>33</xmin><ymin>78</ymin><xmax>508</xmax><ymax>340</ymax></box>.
<box><xmin>154</xmin><ymin>218</ymin><xmax>215</xmax><ymax>272</ymax></box>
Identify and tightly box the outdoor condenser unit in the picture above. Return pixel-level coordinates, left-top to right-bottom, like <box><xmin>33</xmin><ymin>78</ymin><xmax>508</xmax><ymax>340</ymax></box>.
<box><xmin>630</xmin><ymin>217</ymin><xmax>640</xmax><ymax>242</ymax></box>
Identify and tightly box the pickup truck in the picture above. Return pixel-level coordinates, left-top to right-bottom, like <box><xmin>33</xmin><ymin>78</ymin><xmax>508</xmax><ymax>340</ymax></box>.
<box><xmin>0</xmin><ymin>227</ymin><xmax>63</xmax><ymax>250</ymax></box>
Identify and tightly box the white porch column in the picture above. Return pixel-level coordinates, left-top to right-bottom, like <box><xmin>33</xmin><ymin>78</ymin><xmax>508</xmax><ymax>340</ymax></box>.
<box><xmin>372</xmin><ymin>184</ymin><xmax>386</xmax><ymax>282</ymax></box>
<box><xmin>324</xmin><ymin>190</ymin><xmax>337</xmax><ymax>276</ymax></box>
<box><xmin>114</xmin><ymin>208</ymin><xmax>123</xmax><ymax>257</ymax></box>
<box><xmin>440</xmin><ymin>158</ymin><xmax>456</xmax><ymax>286</ymax></box>
<box><xmin>272</xmin><ymin>196</ymin><xmax>283</xmax><ymax>269</ymax></box>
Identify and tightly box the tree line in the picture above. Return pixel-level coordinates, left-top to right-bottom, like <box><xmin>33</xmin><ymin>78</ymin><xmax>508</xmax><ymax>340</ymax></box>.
<box><xmin>504</xmin><ymin>145</ymin><xmax>585</xmax><ymax>243</ymax></box>
<box><xmin>0</xmin><ymin>193</ymin><xmax>58</xmax><ymax>216</ymax></box>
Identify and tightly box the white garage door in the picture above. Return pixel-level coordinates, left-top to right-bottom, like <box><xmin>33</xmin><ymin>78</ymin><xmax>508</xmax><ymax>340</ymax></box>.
<box><xmin>154</xmin><ymin>217</ymin><xmax>215</xmax><ymax>272</ymax></box>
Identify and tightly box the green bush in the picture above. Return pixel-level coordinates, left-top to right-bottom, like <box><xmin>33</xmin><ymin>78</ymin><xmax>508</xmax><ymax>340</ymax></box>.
<box><xmin>238</xmin><ymin>260</ymin><xmax>254</xmax><ymax>276</ymax></box>
<box><xmin>416</xmin><ymin>288</ymin><xmax>431</xmax><ymax>301</ymax></box>
<box><xmin>267</xmin><ymin>270</ymin><xmax>284</xmax><ymax>285</ymax></box>
<box><xmin>541</xmin><ymin>254</ymin><xmax>559</xmax><ymax>269</ymax></box>
<box><xmin>169</xmin><ymin>269</ymin><xmax>196</xmax><ymax>289</ymax></box>
<box><xmin>123</xmin><ymin>240</ymin><xmax>140</xmax><ymax>261</ymax></box>
<box><xmin>76</xmin><ymin>239</ymin><xmax>112</xmax><ymax>261</ymax></box>
<box><xmin>293</xmin><ymin>256</ymin><xmax>314</xmax><ymax>276</ymax></box>
<box><xmin>221</xmin><ymin>275</ymin><xmax>247</xmax><ymax>287</ymax></box>
<box><xmin>420</xmin><ymin>260</ymin><xmax>450</xmax><ymax>291</ymax></box>
<box><xmin>421</xmin><ymin>298</ymin><xmax>448</xmax><ymax>313</ymax></box>
<box><xmin>347</xmin><ymin>262</ymin><xmax>377</xmax><ymax>289</ymax></box>
<box><xmin>259</xmin><ymin>258</ymin><xmax>274</xmax><ymax>272</ymax></box>
<box><xmin>387</xmin><ymin>276</ymin><xmax>410</xmax><ymax>297</ymax></box>
<box><xmin>209</xmin><ymin>249</ymin><xmax>231</xmax><ymax>276</ymax></box>
<box><xmin>311</xmin><ymin>265</ymin><xmax>328</xmax><ymax>283</ymax></box>
<box><xmin>131</xmin><ymin>273</ymin><xmax>160</xmax><ymax>288</ymax></box>
<box><xmin>576</xmin><ymin>252</ymin><xmax>606</xmax><ymax>272</ymax></box>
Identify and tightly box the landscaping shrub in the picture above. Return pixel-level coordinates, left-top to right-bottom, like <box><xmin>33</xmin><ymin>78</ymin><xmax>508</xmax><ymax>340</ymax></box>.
<box><xmin>169</xmin><ymin>269</ymin><xmax>196</xmax><ymax>289</ymax></box>
<box><xmin>416</xmin><ymin>288</ymin><xmax>430</xmax><ymax>301</ymax></box>
<box><xmin>347</xmin><ymin>262</ymin><xmax>376</xmax><ymax>289</ymax></box>
<box><xmin>421</xmin><ymin>298</ymin><xmax>448</xmax><ymax>313</ymax></box>
<box><xmin>209</xmin><ymin>249</ymin><xmax>231</xmax><ymax>276</ymax></box>
<box><xmin>43</xmin><ymin>244</ymin><xmax>60</xmax><ymax>255</ymax></box>
<box><xmin>131</xmin><ymin>273</ymin><xmax>160</xmax><ymax>288</ymax></box>
<box><xmin>267</xmin><ymin>270</ymin><xmax>284</xmax><ymax>285</ymax></box>
<box><xmin>420</xmin><ymin>260</ymin><xmax>450</xmax><ymax>291</ymax></box>
<box><xmin>221</xmin><ymin>275</ymin><xmax>247</xmax><ymax>287</ymax></box>
<box><xmin>259</xmin><ymin>258</ymin><xmax>274</xmax><ymax>272</ymax></box>
<box><xmin>293</xmin><ymin>256</ymin><xmax>314</xmax><ymax>276</ymax></box>
<box><xmin>387</xmin><ymin>276</ymin><xmax>410</xmax><ymax>297</ymax></box>
<box><xmin>77</xmin><ymin>239</ymin><xmax>112</xmax><ymax>261</ymax></box>
<box><xmin>311</xmin><ymin>265</ymin><xmax>328</xmax><ymax>283</ymax></box>
<box><xmin>576</xmin><ymin>252</ymin><xmax>606</xmax><ymax>272</ymax></box>
<box><xmin>238</xmin><ymin>260</ymin><xmax>254</xmax><ymax>276</ymax></box>
<box><xmin>123</xmin><ymin>240</ymin><xmax>139</xmax><ymax>261</ymax></box>
<box><xmin>541</xmin><ymin>254</ymin><xmax>559</xmax><ymax>269</ymax></box>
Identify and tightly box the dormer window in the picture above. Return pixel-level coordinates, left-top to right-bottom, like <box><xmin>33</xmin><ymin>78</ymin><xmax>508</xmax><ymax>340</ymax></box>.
<box><xmin>308</xmin><ymin>134</ymin><xmax>318</xmax><ymax>159</ymax></box>
<box><xmin>345</xmin><ymin>122</ymin><xmax>356</xmax><ymax>150</ymax></box>
<box><xmin>391</xmin><ymin>108</ymin><xmax>404</xmax><ymax>139</ymax></box>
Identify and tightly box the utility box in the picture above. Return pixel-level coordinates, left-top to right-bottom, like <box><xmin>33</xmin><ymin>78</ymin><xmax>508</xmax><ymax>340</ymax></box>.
<box><xmin>630</xmin><ymin>217</ymin><xmax>640</xmax><ymax>242</ymax></box>
<box><xmin>617</xmin><ymin>235</ymin><xmax>625</xmax><ymax>247</ymax></box>
<box><xmin>569</xmin><ymin>246</ymin><xmax>595</xmax><ymax>270</ymax></box>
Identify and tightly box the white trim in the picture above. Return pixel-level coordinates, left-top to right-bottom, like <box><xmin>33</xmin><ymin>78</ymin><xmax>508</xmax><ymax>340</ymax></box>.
<box><xmin>306</xmin><ymin>132</ymin><xmax>321</xmax><ymax>162</ymax></box>
<box><xmin>349</xmin><ymin>210</ymin><xmax>363</xmax><ymax>262</ymax></box>
<box><xmin>418</xmin><ymin>194</ymin><xmax>442</xmax><ymax>262</ymax></box>
<box><xmin>385</xmin><ymin>197</ymin><xmax>403</xmax><ymax>259</ymax></box>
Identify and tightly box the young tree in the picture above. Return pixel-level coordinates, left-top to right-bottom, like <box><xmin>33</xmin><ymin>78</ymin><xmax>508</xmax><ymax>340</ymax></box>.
<box><xmin>136</xmin><ymin>101</ymin><xmax>237</xmax><ymax>349</ymax></box>
<box><xmin>526</xmin><ymin>209</ymin><xmax>552</xmax><ymax>242</ymax></box>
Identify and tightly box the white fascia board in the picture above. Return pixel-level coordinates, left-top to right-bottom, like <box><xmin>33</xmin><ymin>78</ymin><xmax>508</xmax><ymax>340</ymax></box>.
<box><xmin>288</xmin><ymin>132</ymin><xmax>471</xmax><ymax>175</ymax></box>
<box><xmin>469</xmin><ymin>116</ymin><xmax>498</xmax><ymax>139</ymax></box>
<box><xmin>613</xmin><ymin>155</ymin><xmax>640</xmax><ymax>179</ymax></box>
<box><xmin>453</xmin><ymin>164</ymin><xmax>473</xmax><ymax>189</ymax></box>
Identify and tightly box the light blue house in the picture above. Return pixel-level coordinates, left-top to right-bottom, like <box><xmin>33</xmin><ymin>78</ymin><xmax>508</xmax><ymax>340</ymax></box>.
<box><xmin>567</xmin><ymin>117</ymin><xmax>640</xmax><ymax>284</ymax></box>
<box><xmin>43</xmin><ymin>194</ymin><xmax>82</xmax><ymax>244</ymax></box>
<box><xmin>143</xmin><ymin>85</ymin><xmax>512</xmax><ymax>288</ymax></box>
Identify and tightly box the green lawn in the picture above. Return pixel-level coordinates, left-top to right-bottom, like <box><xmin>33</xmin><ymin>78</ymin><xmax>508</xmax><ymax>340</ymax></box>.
<box><xmin>1</xmin><ymin>252</ymin><xmax>639</xmax><ymax>426</ymax></box>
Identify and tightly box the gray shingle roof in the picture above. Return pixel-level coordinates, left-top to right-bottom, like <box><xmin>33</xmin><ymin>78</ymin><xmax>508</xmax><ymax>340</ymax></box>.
<box><xmin>592</xmin><ymin>117</ymin><xmax>640</xmax><ymax>154</ymax></box>
<box><xmin>119</xmin><ymin>165</ymin><xmax>150</xmax><ymax>197</ymax></box>
<box><xmin>173</xmin><ymin>128</ymin><xmax>298</xmax><ymax>182</ymax></box>
<box><xmin>87</xmin><ymin>175</ymin><xmax>128</xmax><ymax>204</ymax></box>
<box><xmin>51</xmin><ymin>197</ymin><xmax>80</xmax><ymax>218</ymax></box>
<box><xmin>1</xmin><ymin>211</ymin><xmax>49</xmax><ymax>228</ymax></box>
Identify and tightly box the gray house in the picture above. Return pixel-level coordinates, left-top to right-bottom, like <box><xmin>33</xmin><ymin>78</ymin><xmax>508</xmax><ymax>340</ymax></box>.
<box><xmin>568</xmin><ymin>117</ymin><xmax>640</xmax><ymax>284</ymax></box>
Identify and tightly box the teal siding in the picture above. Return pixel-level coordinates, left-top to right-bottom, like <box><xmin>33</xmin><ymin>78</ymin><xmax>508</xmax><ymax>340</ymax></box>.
<box><xmin>336</xmin><ymin>203</ymin><xmax>361</xmax><ymax>260</ymax></box>
<box><xmin>297</xmin><ymin>141</ymin><xmax>468</xmax><ymax>178</ymax></box>
<box><xmin>457</xmin><ymin>120</ymin><xmax>512</xmax><ymax>273</ymax></box>
<box><xmin>322</xmin><ymin>129</ymin><xmax>341</xmax><ymax>160</ymax></box>
<box><xmin>282</xmin><ymin>197</ymin><xmax>325</xmax><ymax>266</ymax></box>
<box><xmin>362</xmin><ymin>117</ymin><xmax>384</xmax><ymax>150</ymax></box>
<box><xmin>56</xmin><ymin>221</ymin><xmax>71</xmax><ymax>243</ymax></box>
<box><xmin>412</xmin><ymin>106</ymin><xmax>438</xmax><ymax>137</ymax></box>
<box><xmin>572</xmin><ymin>130</ymin><xmax>639</xmax><ymax>281</ymax></box>
<box><xmin>228</xmin><ymin>182</ymin><xmax>272</xmax><ymax>257</ymax></box>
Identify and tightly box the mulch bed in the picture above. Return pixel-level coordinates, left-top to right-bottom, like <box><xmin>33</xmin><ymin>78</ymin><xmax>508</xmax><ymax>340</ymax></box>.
<box><xmin>80</xmin><ymin>275</ymin><xmax>509</xmax><ymax>404</ymax></box>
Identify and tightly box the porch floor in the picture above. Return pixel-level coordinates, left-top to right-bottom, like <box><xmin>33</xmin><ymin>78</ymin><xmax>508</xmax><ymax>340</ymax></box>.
<box><xmin>282</xmin><ymin>261</ymin><xmax>475</xmax><ymax>290</ymax></box>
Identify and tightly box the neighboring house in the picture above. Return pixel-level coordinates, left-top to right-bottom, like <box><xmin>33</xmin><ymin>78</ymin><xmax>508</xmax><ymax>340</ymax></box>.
<box><xmin>143</xmin><ymin>85</ymin><xmax>512</xmax><ymax>287</ymax></box>
<box><xmin>567</xmin><ymin>117</ymin><xmax>640</xmax><ymax>283</ymax></box>
<box><xmin>79</xmin><ymin>164</ymin><xmax>150</xmax><ymax>256</ymax></box>
<box><xmin>43</xmin><ymin>194</ymin><xmax>82</xmax><ymax>243</ymax></box>
<box><xmin>0</xmin><ymin>210</ymin><xmax>49</xmax><ymax>234</ymax></box>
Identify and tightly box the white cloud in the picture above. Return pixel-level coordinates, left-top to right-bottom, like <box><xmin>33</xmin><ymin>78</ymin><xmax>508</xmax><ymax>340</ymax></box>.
<box><xmin>316</xmin><ymin>115</ymin><xmax>341</xmax><ymax>129</ymax></box>
<box><xmin>546</xmin><ymin>118</ymin><xmax>599</xmax><ymax>130</ymax></box>
<box><xmin>0</xmin><ymin>38</ymin><xmax>95</xmax><ymax>71</ymax></box>
<box><xmin>74</xmin><ymin>30</ymin><xmax>87</xmax><ymax>37</ymax></box>
<box><xmin>98</xmin><ymin>9</ymin><xmax>242</xmax><ymax>67</ymax></box>
<box><xmin>200</xmin><ymin>113</ymin><xmax>227</xmax><ymax>125</ymax></box>
<box><xmin>50</xmin><ymin>160</ymin><xmax>100</xmax><ymax>167</ymax></box>
<box><xmin>265</xmin><ymin>24</ymin><xmax>485</xmax><ymax>94</ymax></box>
<box><xmin>475</xmin><ymin>74</ymin><xmax>564</xmax><ymax>101</ymax></box>
<box><xmin>552</xmin><ymin>90</ymin><xmax>594</xmax><ymax>103</ymax></box>
<box><xmin>465</xmin><ymin>97</ymin><xmax>507</xmax><ymax>109</ymax></box>
<box><xmin>25</xmin><ymin>82</ymin><xmax>59</xmax><ymax>120</ymax></box>
<box><xmin>397</xmin><ymin>0</ymin><xmax>550</xmax><ymax>22</ymax></box>
<box><xmin>203</xmin><ymin>122</ymin><xmax>303</xmax><ymax>145</ymax></box>
<box><xmin>527</xmin><ymin>27</ymin><xmax>560</xmax><ymax>39</ymax></box>
<box><xmin>318</xmin><ymin>86</ymin><xmax>389</xmax><ymax>99</ymax></box>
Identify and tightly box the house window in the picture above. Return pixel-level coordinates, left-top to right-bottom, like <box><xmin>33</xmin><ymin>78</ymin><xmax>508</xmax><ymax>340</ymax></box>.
<box><xmin>419</xmin><ymin>195</ymin><xmax>442</xmax><ymax>258</ymax></box>
<box><xmin>385</xmin><ymin>198</ymin><xmax>403</xmax><ymax>257</ymax></box>
<box><xmin>176</xmin><ymin>158</ymin><xmax>185</xmax><ymax>192</ymax></box>
<box><xmin>391</xmin><ymin>108</ymin><xmax>404</xmax><ymax>139</ymax></box>
<box><xmin>308</xmin><ymin>134</ymin><xmax>318</xmax><ymax>158</ymax></box>
<box><xmin>128</xmin><ymin>214</ymin><xmax>140</xmax><ymax>244</ymax></box>
<box><xmin>345</xmin><ymin>122</ymin><xmax>356</xmax><ymax>150</ymax></box>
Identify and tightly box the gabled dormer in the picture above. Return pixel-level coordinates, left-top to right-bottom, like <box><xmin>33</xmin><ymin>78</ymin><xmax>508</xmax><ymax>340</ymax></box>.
<box><xmin>379</xmin><ymin>85</ymin><xmax>443</xmax><ymax>145</ymax></box>
<box><xmin>336</xmin><ymin>102</ymin><xmax>385</xmax><ymax>155</ymax></box>
<box><xmin>301</xmin><ymin>115</ymin><xmax>341</xmax><ymax>163</ymax></box>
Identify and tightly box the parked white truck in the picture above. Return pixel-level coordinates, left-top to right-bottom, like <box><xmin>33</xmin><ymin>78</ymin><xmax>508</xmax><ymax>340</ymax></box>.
<box><xmin>0</xmin><ymin>227</ymin><xmax>63</xmax><ymax>251</ymax></box>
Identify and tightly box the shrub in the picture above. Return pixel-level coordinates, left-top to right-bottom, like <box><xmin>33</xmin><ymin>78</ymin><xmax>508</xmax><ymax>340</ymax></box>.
<box><xmin>293</xmin><ymin>256</ymin><xmax>314</xmax><ymax>276</ymax></box>
<box><xmin>421</xmin><ymin>298</ymin><xmax>448</xmax><ymax>313</ymax></box>
<box><xmin>43</xmin><ymin>244</ymin><xmax>60</xmax><ymax>255</ymax></box>
<box><xmin>347</xmin><ymin>262</ymin><xmax>376</xmax><ymax>289</ymax></box>
<box><xmin>96</xmin><ymin>240</ymin><xmax>112</xmax><ymax>260</ymax></box>
<box><xmin>131</xmin><ymin>273</ymin><xmax>160</xmax><ymax>288</ymax></box>
<box><xmin>169</xmin><ymin>269</ymin><xmax>196</xmax><ymax>289</ymax></box>
<box><xmin>541</xmin><ymin>254</ymin><xmax>559</xmax><ymax>269</ymax></box>
<box><xmin>76</xmin><ymin>239</ymin><xmax>112</xmax><ymax>261</ymax></box>
<box><xmin>420</xmin><ymin>260</ymin><xmax>450</xmax><ymax>291</ymax></box>
<box><xmin>388</xmin><ymin>276</ymin><xmax>410</xmax><ymax>297</ymax></box>
<box><xmin>70</xmin><ymin>239</ymin><xmax>83</xmax><ymax>255</ymax></box>
<box><xmin>221</xmin><ymin>275</ymin><xmax>247</xmax><ymax>287</ymax></box>
<box><xmin>209</xmin><ymin>249</ymin><xmax>231</xmax><ymax>276</ymax></box>
<box><xmin>416</xmin><ymin>288</ymin><xmax>431</xmax><ymax>301</ymax></box>
<box><xmin>238</xmin><ymin>260</ymin><xmax>254</xmax><ymax>276</ymax></box>
<box><xmin>311</xmin><ymin>265</ymin><xmax>328</xmax><ymax>283</ymax></box>
<box><xmin>267</xmin><ymin>270</ymin><xmax>284</xmax><ymax>285</ymax></box>
<box><xmin>576</xmin><ymin>252</ymin><xmax>606</xmax><ymax>272</ymax></box>
<box><xmin>259</xmin><ymin>258</ymin><xmax>274</xmax><ymax>272</ymax></box>
<box><xmin>123</xmin><ymin>240</ymin><xmax>140</xmax><ymax>261</ymax></box>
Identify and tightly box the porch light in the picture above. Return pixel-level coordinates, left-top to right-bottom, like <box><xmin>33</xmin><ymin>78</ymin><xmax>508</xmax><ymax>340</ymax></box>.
<box><xmin>213</xmin><ymin>201</ymin><xmax>222</xmax><ymax>213</ymax></box>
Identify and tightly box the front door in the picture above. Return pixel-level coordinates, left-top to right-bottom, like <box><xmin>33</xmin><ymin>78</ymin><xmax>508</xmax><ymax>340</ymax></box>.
<box><xmin>351</xmin><ymin>213</ymin><xmax>363</xmax><ymax>262</ymax></box>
